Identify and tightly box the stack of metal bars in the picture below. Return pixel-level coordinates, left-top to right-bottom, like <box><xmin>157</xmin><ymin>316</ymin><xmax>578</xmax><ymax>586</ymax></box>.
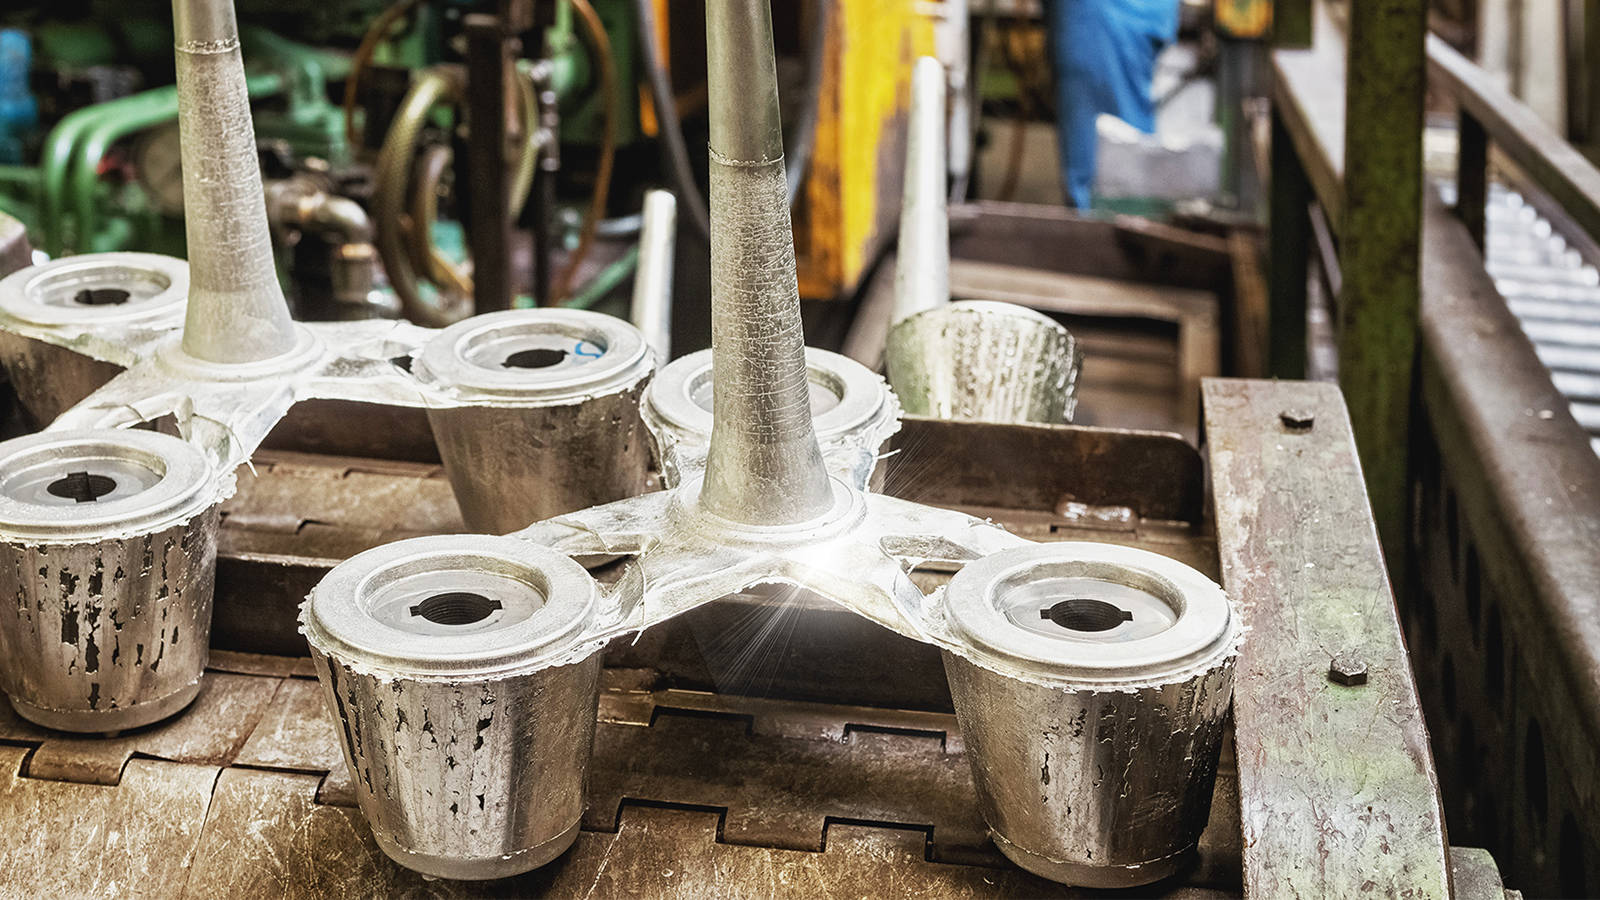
<box><xmin>1436</xmin><ymin>178</ymin><xmax>1600</xmax><ymax>456</ymax></box>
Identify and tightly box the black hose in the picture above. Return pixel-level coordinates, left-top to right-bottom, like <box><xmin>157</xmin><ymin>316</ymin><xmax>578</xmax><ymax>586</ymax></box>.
<box><xmin>633</xmin><ymin>0</ymin><xmax>712</xmax><ymax>238</ymax></box>
<box><xmin>632</xmin><ymin>0</ymin><xmax>830</xmax><ymax>239</ymax></box>
<box><xmin>784</xmin><ymin>0</ymin><xmax>830</xmax><ymax>205</ymax></box>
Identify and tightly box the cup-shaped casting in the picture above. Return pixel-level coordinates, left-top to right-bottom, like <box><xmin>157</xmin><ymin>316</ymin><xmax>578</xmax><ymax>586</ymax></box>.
<box><xmin>301</xmin><ymin>534</ymin><xmax>602</xmax><ymax>880</ymax></box>
<box><xmin>0</xmin><ymin>429</ymin><xmax>218</xmax><ymax>731</ymax></box>
<box><xmin>0</xmin><ymin>253</ymin><xmax>187</xmax><ymax>425</ymax></box>
<box><xmin>941</xmin><ymin>542</ymin><xmax>1239</xmax><ymax>888</ymax></box>
<box><xmin>642</xmin><ymin>347</ymin><xmax>898</xmax><ymax>489</ymax></box>
<box><xmin>413</xmin><ymin>309</ymin><xmax>655</xmax><ymax>533</ymax></box>
<box><xmin>886</xmin><ymin>300</ymin><xmax>1082</xmax><ymax>425</ymax></box>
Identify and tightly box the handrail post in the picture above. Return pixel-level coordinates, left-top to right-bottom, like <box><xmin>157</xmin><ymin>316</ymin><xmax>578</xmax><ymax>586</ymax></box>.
<box><xmin>1456</xmin><ymin>109</ymin><xmax>1489</xmax><ymax>252</ymax></box>
<box><xmin>1268</xmin><ymin>109</ymin><xmax>1311</xmax><ymax>378</ymax></box>
<box><xmin>1339</xmin><ymin>0</ymin><xmax>1427</xmax><ymax>573</ymax></box>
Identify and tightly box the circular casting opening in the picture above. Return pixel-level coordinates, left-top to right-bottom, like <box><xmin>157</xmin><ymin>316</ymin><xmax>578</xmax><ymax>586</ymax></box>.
<box><xmin>998</xmin><ymin>571</ymin><xmax>1179</xmax><ymax>643</ymax></box>
<box><xmin>1041</xmin><ymin>597</ymin><xmax>1133</xmax><ymax>633</ymax></box>
<box><xmin>410</xmin><ymin>592</ymin><xmax>503</xmax><ymax>626</ymax></box>
<box><xmin>46</xmin><ymin>471</ymin><xmax>118</xmax><ymax>503</ymax></box>
<box><xmin>27</xmin><ymin>262</ymin><xmax>175</xmax><ymax>311</ymax></box>
<box><xmin>0</xmin><ymin>446</ymin><xmax>166</xmax><ymax>508</ymax></box>
<box><xmin>503</xmin><ymin>347</ymin><xmax>568</xmax><ymax>369</ymax></box>
<box><xmin>73</xmin><ymin>287</ymin><xmax>131</xmax><ymax>306</ymax></box>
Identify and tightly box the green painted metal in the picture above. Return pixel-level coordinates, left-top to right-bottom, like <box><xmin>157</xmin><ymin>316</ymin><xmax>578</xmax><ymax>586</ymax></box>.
<box><xmin>1273</xmin><ymin>0</ymin><xmax>1312</xmax><ymax>48</ymax></box>
<box><xmin>1338</xmin><ymin>0</ymin><xmax>1426</xmax><ymax>571</ymax></box>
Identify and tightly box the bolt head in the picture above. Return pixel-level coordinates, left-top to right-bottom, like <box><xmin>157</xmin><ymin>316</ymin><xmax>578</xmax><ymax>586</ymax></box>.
<box><xmin>1328</xmin><ymin>654</ymin><xmax>1368</xmax><ymax>686</ymax></box>
<box><xmin>1280</xmin><ymin>409</ymin><xmax>1316</xmax><ymax>431</ymax></box>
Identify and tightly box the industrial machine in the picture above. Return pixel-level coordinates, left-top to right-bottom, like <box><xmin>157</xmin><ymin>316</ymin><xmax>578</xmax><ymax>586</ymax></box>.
<box><xmin>0</xmin><ymin>0</ymin><xmax>1527</xmax><ymax>896</ymax></box>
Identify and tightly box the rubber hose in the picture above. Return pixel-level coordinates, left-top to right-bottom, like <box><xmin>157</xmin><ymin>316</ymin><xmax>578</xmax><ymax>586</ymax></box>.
<box><xmin>550</xmin><ymin>0</ymin><xmax>618</xmax><ymax>304</ymax></box>
<box><xmin>372</xmin><ymin>67</ymin><xmax>466</xmax><ymax>327</ymax></box>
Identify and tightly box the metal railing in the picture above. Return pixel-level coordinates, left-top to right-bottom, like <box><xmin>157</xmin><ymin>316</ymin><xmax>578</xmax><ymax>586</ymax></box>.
<box><xmin>1270</xmin><ymin>9</ymin><xmax>1600</xmax><ymax>895</ymax></box>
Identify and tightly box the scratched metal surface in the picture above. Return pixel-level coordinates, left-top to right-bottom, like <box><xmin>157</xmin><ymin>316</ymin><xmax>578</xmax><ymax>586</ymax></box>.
<box><xmin>1204</xmin><ymin>378</ymin><xmax>1453</xmax><ymax>898</ymax></box>
<box><xmin>0</xmin><ymin>663</ymin><xmax>1243</xmax><ymax>898</ymax></box>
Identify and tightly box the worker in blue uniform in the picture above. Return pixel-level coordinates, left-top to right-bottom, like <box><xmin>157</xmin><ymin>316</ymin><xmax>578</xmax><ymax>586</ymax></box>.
<box><xmin>1047</xmin><ymin>0</ymin><xmax>1179</xmax><ymax>209</ymax></box>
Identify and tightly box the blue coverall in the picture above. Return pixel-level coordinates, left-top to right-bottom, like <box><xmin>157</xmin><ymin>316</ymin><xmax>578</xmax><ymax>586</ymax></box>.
<box><xmin>1048</xmin><ymin>0</ymin><xmax>1179</xmax><ymax>208</ymax></box>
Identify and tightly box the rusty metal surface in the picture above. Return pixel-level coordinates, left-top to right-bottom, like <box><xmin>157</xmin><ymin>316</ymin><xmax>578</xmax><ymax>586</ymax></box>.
<box><xmin>1203</xmin><ymin>378</ymin><xmax>1452</xmax><ymax>898</ymax></box>
<box><xmin>0</xmin><ymin>660</ymin><xmax>1242</xmax><ymax>898</ymax></box>
<box><xmin>0</xmin><ymin>213</ymin><xmax>28</xmax><ymax>279</ymax></box>
<box><xmin>1409</xmin><ymin>193</ymin><xmax>1600</xmax><ymax>897</ymax></box>
<box><xmin>0</xmin><ymin>672</ymin><xmax>278</xmax><ymax>785</ymax></box>
<box><xmin>884</xmin><ymin>416</ymin><xmax>1203</xmax><ymax>524</ymax></box>
<box><xmin>0</xmin><ymin>746</ymin><xmax>219</xmax><ymax>897</ymax></box>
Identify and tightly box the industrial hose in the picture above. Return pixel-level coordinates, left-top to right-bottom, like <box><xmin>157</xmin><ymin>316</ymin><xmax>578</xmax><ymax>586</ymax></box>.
<box><xmin>372</xmin><ymin>65</ymin><xmax>543</xmax><ymax>326</ymax></box>
<box><xmin>631</xmin><ymin>0</ymin><xmax>829</xmax><ymax>242</ymax></box>
<box><xmin>343</xmin><ymin>0</ymin><xmax>425</xmax><ymax>150</ymax></box>
<box><xmin>551</xmin><ymin>0</ymin><xmax>619</xmax><ymax>304</ymax></box>
<box><xmin>631</xmin><ymin>0</ymin><xmax>710</xmax><ymax>239</ymax></box>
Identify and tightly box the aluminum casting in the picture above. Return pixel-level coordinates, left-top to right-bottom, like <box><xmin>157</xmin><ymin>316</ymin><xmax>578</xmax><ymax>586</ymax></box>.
<box><xmin>940</xmin><ymin>542</ymin><xmax>1238</xmax><ymax>888</ymax></box>
<box><xmin>883</xmin><ymin>58</ymin><xmax>1083</xmax><ymax>426</ymax></box>
<box><xmin>414</xmin><ymin>308</ymin><xmax>655</xmax><ymax>532</ymax></box>
<box><xmin>0</xmin><ymin>429</ymin><xmax>220</xmax><ymax>730</ymax></box>
<box><xmin>641</xmin><ymin>346</ymin><xmax>900</xmax><ymax>490</ymax></box>
<box><xmin>301</xmin><ymin>534</ymin><xmax>601</xmax><ymax>880</ymax></box>
<box><xmin>886</xmin><ymin>300</ymin><xmax>1084</xmax><ymax>424</ymax></box>
<box><xmin>0</xmin><ymin>0</ymin><xmax>1243</xmax><ymax>885</ymax></box>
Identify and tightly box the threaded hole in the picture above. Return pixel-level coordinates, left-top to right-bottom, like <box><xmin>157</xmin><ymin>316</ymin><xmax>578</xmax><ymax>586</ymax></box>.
<box><xmin>409</xmin><ymin>592</ymin><xmax>502</xmax><ymax>626</ymax></box>
<box><xmin>1040</xmin><ymin>598</ymin><xmax>1132</xmax><ymax>633</ymax></box>
<box><xmin>47</xmin><ymin>471</ymin><xmax>117</xmax><ymax>503</ymax></box>
<box><xmin>73</xmin><ymin>288</ymin><xmax>130</xmax><ymax>306</ymax></box>
<box><xmin>503</xmin><ymin>348</ymin><xmax>566</xmax><ymax>369</ymax></box>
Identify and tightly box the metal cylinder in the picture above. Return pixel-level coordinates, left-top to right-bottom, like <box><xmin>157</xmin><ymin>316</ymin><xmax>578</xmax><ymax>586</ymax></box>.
<box><xmin>0</xmin><ymin>429</ymin><xmax>219</xmax><ymax>732</ymax></box>
<box><xmin>414</xmin><ymin>308</ymin><xmax>654</xmax><ymax>533</ymax></box>
<box><xmin>0</xmin><ymin>253</ymin><xmax>187</xmax><ymax>425</ymax></box>
<box><xmin>172</xmin><ymin>0</ymin><xmax>301</xmax><ymax>364</ymax></box>
<box><xmin>301</xmin><ymin>534</ymin><xmax>602</xmax><ymax>880</ymax></box>
<box><xmin>642</xmin><ymin>347</ymin><xmax>898</xmax><ymax>489</ymax></box>
<box><xmin>886</xmin><ymin>300</ymin><xmax>1083</xmax><ymax>424</ymax></box>
<box><xmin>629</xmin><ymin>190</ymin><xmax>677</xmax><ymax>359</ymax></box>
<box><xmin>941</xmin><ymin>542</ymin><xmax>1239</xmax><ymax>888</ymax></box>
<box><xmin>892</xmin><ymin>56</ymin><xmax>950</xmax><ymax>326</ymax></box>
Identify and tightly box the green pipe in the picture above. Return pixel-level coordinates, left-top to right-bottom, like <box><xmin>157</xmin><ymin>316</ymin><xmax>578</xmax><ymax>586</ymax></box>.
<box><xmin>564</xmin><ymin>244</ymin><xmax>639</xmax><ymax>310</ymax></box>
<box><xmin>68</xmin><ymin>71</ymin><xmax>285</xmax><ymax>257</ymax></box>
<box><xmin>40</xmin><ymin>101</ymin><xmax>110</xmax><ymax>256</ymax></box>
<box><xmin>43</xmin><ymin>29</ymin><xmax>329</xmax><ymax>257</ymax></box>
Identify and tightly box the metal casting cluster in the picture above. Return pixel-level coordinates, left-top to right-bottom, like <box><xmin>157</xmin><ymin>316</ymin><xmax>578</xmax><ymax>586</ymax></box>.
<box><xmin>0</xmin><ymin>0</ymin><xmax>1241</xmax><ymax>889</ymax></box>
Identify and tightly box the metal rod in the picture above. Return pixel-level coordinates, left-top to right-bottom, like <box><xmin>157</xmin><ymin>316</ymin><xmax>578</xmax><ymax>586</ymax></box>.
<box><xmin>465</xmin><ymin>14</ymin><xmax>514</xmax><ymax>314</ymax></box>
<box><xmin>891</xmin><ymin>56</ymin><xmax>949</xmax><ymax>326</ymax></box>
<box><xmin>699</xmin><ymin>0</ymin><xmax>833</xmax><ymax>525</ymax></box>
<box><xmin>172</xmin><ymin>0</ymin><xmax>299</xmax><ymax>364</ymax></box>
<box><xmin>1457</xmin><ymin>109</ymin><xmax>1489</xmax><ymax>251</ymax></box>
<box><xmin>630</xmin><ymin>190</ymin><xmax>677</xmax><ymax>359</ymax></box>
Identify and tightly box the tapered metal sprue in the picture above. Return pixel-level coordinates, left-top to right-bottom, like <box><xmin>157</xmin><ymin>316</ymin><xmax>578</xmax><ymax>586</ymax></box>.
<box><xmin>699</xmin><ymin>0</ymin><xmax>833</xmax><ymax>526</ymax></box>
<box><xmin>172</xmin><ymin>0</ymin><xmax>300</xmax><ymax>364</ymax></box>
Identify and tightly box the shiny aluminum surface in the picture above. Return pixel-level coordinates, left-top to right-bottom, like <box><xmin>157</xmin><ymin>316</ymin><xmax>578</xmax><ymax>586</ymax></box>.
<box><xmin>172</xmin><ymin>0</ymin><xmax>301</xmax><ymax>365</ymax></box>
<box><xmin>642</xmin><ymin>347</ymin><xmax>899</xmax><ymax>489</ymax></box>
<box><xmin>302</xmin><ymin>535</ymin><xmax>601</xmax><ymax>879</ymax></box>
<box><xmin>414</xmin><ymin>308</ymin><xmax>655</xmax><ymax>533</ymax></box>
<box><xmin>941</xmin><ymin>543</ymin><xmax>1239</xmax><ymax>887</ymax></box>
<box><xmin>0</xmin><ymin>429</ymin><xmax>220</xmax><ymax>732</ymax></box>
<box><xmin>892</xmin><ymin>56</ymin><xmax>950</xmax><ymax>326</ymax></box>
